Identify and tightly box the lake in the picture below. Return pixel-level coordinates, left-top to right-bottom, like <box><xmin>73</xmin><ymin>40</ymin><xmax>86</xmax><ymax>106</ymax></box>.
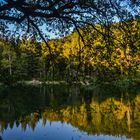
<box><xmin>0</xmin><ymin>84</ymin><xmax>140</xmax><ymax>140</ymax></box>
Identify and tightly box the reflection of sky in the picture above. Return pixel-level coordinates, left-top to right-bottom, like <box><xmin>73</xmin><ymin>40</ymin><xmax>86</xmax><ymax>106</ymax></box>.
<box><xmin>2</xmin><ymin>119</ymin><xmax>132</xmax><ymax>140</ymax></box>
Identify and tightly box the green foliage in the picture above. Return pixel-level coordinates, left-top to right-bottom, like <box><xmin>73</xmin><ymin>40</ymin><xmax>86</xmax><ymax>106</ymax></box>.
<box><xmin>0</xmin><ymin>20</ymin><xmax>140</xmax><ymax>85</ymax></box>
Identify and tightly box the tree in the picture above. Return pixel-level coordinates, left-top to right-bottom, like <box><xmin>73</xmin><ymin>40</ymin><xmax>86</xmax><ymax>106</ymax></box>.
<box><xmin>0</xmin><ymin>0</ymin><xmax>138</xmax><ymax>41</ymax></box>
<box><xmin>0</xmin><ymin>0</ymin><xmax>139</xmax><ymax>74</ymax></box>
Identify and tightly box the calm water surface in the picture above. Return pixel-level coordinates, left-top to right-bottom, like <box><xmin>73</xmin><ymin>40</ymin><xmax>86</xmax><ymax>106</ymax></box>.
<box><xmin>0</xmin><ymin>84</ymin><xmax>139</xmax><ymax>140</ymax></box>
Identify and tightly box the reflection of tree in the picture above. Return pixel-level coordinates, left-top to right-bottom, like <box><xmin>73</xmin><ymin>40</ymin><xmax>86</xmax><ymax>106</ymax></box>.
<box><xmin>18</xmin><ymin>113</ymin><xmax>40</xmax><ymax>131</ymax></box>
<box><xmin>0</xmin><ymin>85</ymin><xmax>140</xmax><ymax>139</ymax></box>
<box><xmin>35</xmin><ymin>95</ymin><xmax>140</xmax><ymax>140</ymax></box>
<box><xmin>0</xmin><ymin>123</ymin><xmax>2</xmax><ymax>140</ymax></box>
<box><xmin>90</xmin><ymin>100</ymin><xmax>101</xmax><ymax>132</ymax></box>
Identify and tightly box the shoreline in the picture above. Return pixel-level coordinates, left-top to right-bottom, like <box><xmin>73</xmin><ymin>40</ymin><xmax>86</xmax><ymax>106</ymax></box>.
<box><xmin>0</xmin><ymin>78</ymin><xmax>140</xmax><ymax>89</ymax></box>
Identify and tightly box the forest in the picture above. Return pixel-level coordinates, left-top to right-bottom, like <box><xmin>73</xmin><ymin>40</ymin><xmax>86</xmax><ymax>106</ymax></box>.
<box><xmin>0</xmin><ymin>19</ymin><xmax>140</xmax><ymax>85</ymax></box>
<box><xmin>1</xmin><ymin>1</ymin><xmax>140</xmax><ymax>140</ymax></box>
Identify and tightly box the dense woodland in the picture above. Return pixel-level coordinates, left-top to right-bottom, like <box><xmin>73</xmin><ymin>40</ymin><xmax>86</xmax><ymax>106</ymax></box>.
<box><xmin>0</xmin><ymin>1</ymin><xmax>140</xmax><ymax>140</ymax></box>
<box><xmin>0</xmin><ymin>19</ymin><xmax>140</xmax><ymax>85</ymax></box>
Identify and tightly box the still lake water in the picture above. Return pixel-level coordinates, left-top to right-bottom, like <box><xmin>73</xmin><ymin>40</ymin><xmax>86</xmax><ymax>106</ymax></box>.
<box><xmin>0</xmin><ymin>84</ymin><xmax>140</xmax><ymax>140</ymax></box>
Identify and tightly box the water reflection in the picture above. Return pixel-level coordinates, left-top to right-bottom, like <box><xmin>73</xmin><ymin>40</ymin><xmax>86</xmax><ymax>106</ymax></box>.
<box><xmin>1</xmin><ymin>121</ymin><xmax>133</xmax><ymax>140</ymax></box>
<box><xmin>0</xmin><ymin>84</ymin><xmax>140</xmax><ymax>140</ymax></box>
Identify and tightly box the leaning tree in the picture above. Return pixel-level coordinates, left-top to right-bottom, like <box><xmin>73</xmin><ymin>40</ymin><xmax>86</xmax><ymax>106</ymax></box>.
<box><xmin>0</xmin><ymin>0</ymin><xmax>139</xmax><ymax>51</ymax></box>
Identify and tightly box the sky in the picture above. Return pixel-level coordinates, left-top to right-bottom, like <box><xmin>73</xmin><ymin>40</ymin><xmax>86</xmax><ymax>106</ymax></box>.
<box><xmin>0</xmin><ymin>0</ymin><xmax>58</xmax><ymax>39</ymax></box>
<box><xmin>1</xmin><ymin>0</ymin><xmax>139</xmax><ymax>39</ymax></box>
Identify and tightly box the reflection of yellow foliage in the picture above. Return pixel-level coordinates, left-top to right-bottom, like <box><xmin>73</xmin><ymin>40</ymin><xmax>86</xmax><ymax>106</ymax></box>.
<box><xmin>78</xmin><ymin>104</ymin><xmax>87</xmax><ymax>127</ymax></box>
<box><xmin>100</xmin><ymin>98</ymin><xmax>128</xmax><ymax>120</ymax></box>
<box><xmin>48</xmin><ymin>111</ymin><xmax>60</xmax><ymax>121</ymax></box>
<box><xmin>90</xmin><ymin>101</ymin><xmax>101</xmax><ymax>128</ymax></box>
<box><xmin>114</xmin><ymin>104</ymin><xmax>128</xmax><ymax>120</ymax></box>
<box><xmin>42</xmin><ymin>111</ymin><xmax>48</xmax><ymax>126</ymax></box>
<box><xmin>61</xmin><ymin>107</ymin><xmax>71</xmax><ymax>122</ymax></box>
<box><xmin>91</xmin><ymin>112</ymin><xmax>101</xmax><ymax>128</ymax></box>
<box><xmin>135</xmin><ymin>95</ymin><xmax>140</xmax><ymax>105</ymax></box>
<box><xmin>18</xmin><ymin>112</ymin><xmax>39</xmax><ymax>131</ymax></box>
<box><xmin>90</xmin><ymin>100</ymin><xmax>100</xmax><ymax>112</ymax></box>
<box><xmin>134</xmin><ymin>95</ymin><xmax>140</xmax><ymax>122</ymax></box>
